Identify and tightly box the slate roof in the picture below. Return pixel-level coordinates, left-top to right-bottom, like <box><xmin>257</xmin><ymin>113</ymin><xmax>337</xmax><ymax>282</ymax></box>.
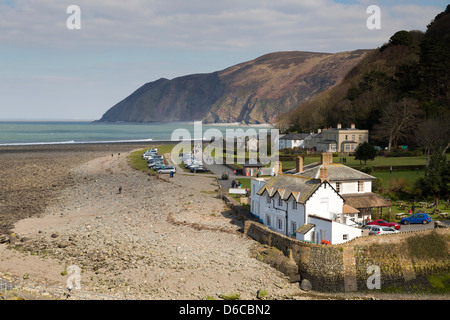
<box><xmin>295</xmin><ymin>163</ymin><xmax>376</xmax><ymax>181</ymax></box>
<box><xmin>295</xmin><ymin>223</ymin><xmax>315</xmax><ymax>234</ymax></box>
<box><xmin>280</xmin><ymin>133</ymin><xmax>309</xmax><ymax>140</ymax></box>
<box><xmin>342</xmin><ymin>193</ymin><xmax>391</xmax><ymax>208</ymax></box>
<box><xmin>256</xmin><ymin>173</ymin><xmax>322</xmax><ymax>204</ymax></box>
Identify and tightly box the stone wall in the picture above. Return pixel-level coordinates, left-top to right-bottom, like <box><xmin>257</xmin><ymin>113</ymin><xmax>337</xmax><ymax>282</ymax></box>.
<box><xmin>243</xmin><ymin>220</ymin><xmax>450</xmax><ymax>293</ymax></box>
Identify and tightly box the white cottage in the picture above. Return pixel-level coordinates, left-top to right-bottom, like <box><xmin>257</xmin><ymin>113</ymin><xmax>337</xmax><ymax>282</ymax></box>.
<box><xmin>287</xmin><ymin>153</ymin><xmax>391</xmax><ymax>225</ymax></box>
<box><xmin>250</xmin><ymin>172</ymin><xmax>362</xmax><ymax>245</ymax></box>
<box><xmin>279</xmin><ymin>133</ymin><xmax>309</xmax><ymax>149</ymax></box>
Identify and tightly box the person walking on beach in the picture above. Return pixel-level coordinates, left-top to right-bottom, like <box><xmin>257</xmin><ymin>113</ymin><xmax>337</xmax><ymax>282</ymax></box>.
<box><xmin>118</xmin><ymin>186</ymin><xmax>122</xmax><ymax>194</ymax></box>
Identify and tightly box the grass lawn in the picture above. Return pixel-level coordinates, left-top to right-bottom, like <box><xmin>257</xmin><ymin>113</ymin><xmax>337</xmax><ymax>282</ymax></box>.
<box><xmin>127</xmin><ymin>145</ymin><xmax>176</xmax><ymax>172</ymax></box>
<box><xmin>236</xmin><ymin>178</ymin><xmax>252</xmax><ymax>189</ymax></box>
<box><xmin>371</xmin><ymin>169</ymin><xmax>424</xmax><ymax>189</ymax></box>
<box><xmin>281</xmin><ymin>155</ymin><xmax>431</xmax><ymax>170</ymax></box>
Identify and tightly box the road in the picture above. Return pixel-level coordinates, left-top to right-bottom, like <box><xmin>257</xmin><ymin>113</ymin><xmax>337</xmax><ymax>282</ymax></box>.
<box><xmin>203</xmin><ymin>162</ymin><xmax>244</xmax><ymax>190</ymax></box>
<box><xmin>398</xmin><ymin>220</ymin><xmax>449</xmax><ymax>232</ymax></box>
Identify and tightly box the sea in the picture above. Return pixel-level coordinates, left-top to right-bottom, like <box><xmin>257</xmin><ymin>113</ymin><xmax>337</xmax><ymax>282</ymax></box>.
<box><xmin>0</xmin><ymin>121</ymin><xmax>272</xmax><ymax>146</ymax></box>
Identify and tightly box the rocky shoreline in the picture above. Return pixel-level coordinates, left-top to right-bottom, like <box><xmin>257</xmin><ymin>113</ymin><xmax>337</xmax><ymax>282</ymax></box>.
<box><xmin>0</xmin><ymin>143</ymin><xmax>301</xmax><ymax>300</ymax></box>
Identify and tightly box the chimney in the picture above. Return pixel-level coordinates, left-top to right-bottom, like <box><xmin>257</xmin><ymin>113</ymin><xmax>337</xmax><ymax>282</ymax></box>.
<box><xmin>351</xmin><ymin>123</ymin><xmax>355</xmax><ymax>129</ymax></box>
<box><xmin>274</xmin><ymin>161</ymin><xmax>283</xmax><ymax>175</ymax></box>
<box><xmin>321</xmin><ymin>152</ymin><xmax>333</xmax><ymax>165</ymax></box>
<box><xmin>337</xmin><ymin>123</ymin><xmax>342</xmax><ymax>129</ymax></box>
<box><xmin>317</xmin><ymin>128</ymin><xmax>321</xmax><ymax>133</ymax></box>
<box><xmin>320</xmin><ymin>166</ymin><xmax>329</xmax><ymax>183</ymax></box>
<box><xmin>296</xmin><ymin>156</ymin><xmax>304</xmax><ymax>173</ymax></box>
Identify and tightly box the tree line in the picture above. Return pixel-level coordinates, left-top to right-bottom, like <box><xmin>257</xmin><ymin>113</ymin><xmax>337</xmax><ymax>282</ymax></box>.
<box><xmin>276</xmin><ymin>6</ymin><xmax>450</xmax><ymax>157</ymax></box>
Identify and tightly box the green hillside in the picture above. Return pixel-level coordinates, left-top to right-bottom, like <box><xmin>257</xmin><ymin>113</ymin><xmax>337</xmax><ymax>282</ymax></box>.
<box><xmin>277</xmin><ymin>5</ymin><xmax>450</xmax><ymax>151</ymax></box>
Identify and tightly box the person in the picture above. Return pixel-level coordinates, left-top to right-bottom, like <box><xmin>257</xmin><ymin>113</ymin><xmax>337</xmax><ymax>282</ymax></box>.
<box><xmin>170</xmin><ymin>171</ymin><xmax>174</xmax><ymax>178</ymax></box>
<box><xmin>118</xmin><ymin>186</ymin><xmax>122</xmax><ymax>194</ymax></box>
<box><xmin>411</xmin><ymin>203</ymin><xmax>416</xmax><ymax>214</ymax></box>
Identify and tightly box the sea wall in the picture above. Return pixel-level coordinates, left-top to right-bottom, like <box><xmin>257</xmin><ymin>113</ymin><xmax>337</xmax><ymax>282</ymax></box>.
<box><xmin>243</xmin><ymin>220</ymin><xmax>450</xmax><ymax>293</ymax></box>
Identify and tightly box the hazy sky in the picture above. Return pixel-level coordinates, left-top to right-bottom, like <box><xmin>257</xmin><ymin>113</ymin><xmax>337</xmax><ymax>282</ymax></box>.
<box><xmin>0</xmin><ymin>0</ymin><xmax>447</xmax><ymax>120</ymax></box>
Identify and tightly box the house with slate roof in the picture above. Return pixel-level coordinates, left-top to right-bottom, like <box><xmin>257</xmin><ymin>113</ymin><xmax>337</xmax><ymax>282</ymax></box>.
<box><xmin>279</xmin><ymin>133</ymin><xmax>309</xmax><ymax>149</ymax></box>
<box><xmin>250</xmin><ymin>152</ymin><xmax>391</xmax><ymax>244</ymax></box>
<box><xmin>250</xmin><ymin>171</ymin><xmax>362</xmax><ymax>244</ymax></box>
<box><xmin>287</xmin><ymin>153</ymin><xmax>391</xmax><ymax>224</ymax></box>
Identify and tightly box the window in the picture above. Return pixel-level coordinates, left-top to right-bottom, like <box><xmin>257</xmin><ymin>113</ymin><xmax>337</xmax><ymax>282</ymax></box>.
<box><xmin>292</xmin><ymin>222</ymin><xmax>297</xmax><ymax>235</ymax></box>
<box><xmin>277</xmin><ymin>218</ymin><xmax>283</xmax><ymax>230</ymax></box>
<box><xmin>358</xmin><ymin>181</ymin><xmax>364</xmax><ymax>192</ymax></box>
<box><xmin>343</xmin><ymin>234</ymin><xmax>348</xmax><ymax>241</ymax></box>
<box><xmin>352</xmin><ymin>135</ymin><xmax>355</xmax><ymax>141</ymax></box>
<box><xmin>292</xmin><ymin>201</ymin><xmax>297</xmax><ymax>210</ymax></box>
<box><xmin>266</xmin><ymin>195</ymin><xmax>271</xmax><ymax>204</ymax></box>
<box><xmin>336</xmin><ymin>182</ymin><xmax>342</xmax><ymax>193</ymax></box>
<box><xmin>266</xmin><ymin>215</ymin><xmax>271</xmax><ymax>226</ymax></box>
<box><xmin>278</xmin><ymin>196</ymin><xmax>282</xmax><ymax>207</ymax></box>
<box><xmin>359</xmin><ymin>135</ymin><xmax>362</xmax><ymax>141</ymax></box>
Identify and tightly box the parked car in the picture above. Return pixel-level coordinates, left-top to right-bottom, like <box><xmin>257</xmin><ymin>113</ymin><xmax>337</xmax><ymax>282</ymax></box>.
<box><xmin>152</xmin><ymin>164</ymin><xmax>166</xmax><ymax>171</ymax></box>
<box><xmin>143</xmin><ymin>149</ymin><xmax>158</xmax><ymax>159</ymax></box>
<box><xmin>153</xmin><ymin>154</ymin><xmax>164</xmax><ymax>160</ymax></box>
<box><xmin>366</xmin><ymin>219</ymin><xmax>401</xmax><ymax>230</ymax></box>
<box><xmin>157</xmin><ymin>166</ymin><xmax>176</xmax><ymax>174</ymax></box>
<box><xmin>400</xmin><ymin>213</ymin><xmax>432</xmax><ymax>225</ymax></box>
<box><xmin>369</xmin><ymin>226</ymin><xmax>399</xmax><ymax>235</ymax></box>
<box><xmin>190</xmin><ymin>165</ymin><xmax>208</xmax><ymax>173</ymax></box>
<box><xmin>148</xmin><ymin>161</ymin><xmax>164</xmax><ymax>168</ymax></box>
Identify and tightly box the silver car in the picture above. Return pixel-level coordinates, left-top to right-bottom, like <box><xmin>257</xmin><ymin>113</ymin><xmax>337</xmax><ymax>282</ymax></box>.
<box><xmin>369</xmin><ymin>226</ymin><xmax>399</xmax><ymax>235</ymax></box>
<box><xmin>157</xmin><ymin>166</ymin><xmax>176</xmax><ymax>174</ymax></box>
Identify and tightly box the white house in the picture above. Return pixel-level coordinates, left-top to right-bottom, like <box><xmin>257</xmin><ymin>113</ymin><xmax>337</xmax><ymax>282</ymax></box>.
<box><xmin>246</xmin><ymin>136</ymin><xmax>259</xmax><ymax>153</ymax></box>
<box><xmin>286</xmin><ymin>153</ymin><xmax>391</xmax><ymax>225</ymax></box>
<box><xmin>250</xmin><ymin>172</ymin><xmax>362</xmax><ymax>245</ymax></box>
<box><xmin>279</xmin><ymin>133</ymin><xmax>309</xmax><ymax>149</ymax></box>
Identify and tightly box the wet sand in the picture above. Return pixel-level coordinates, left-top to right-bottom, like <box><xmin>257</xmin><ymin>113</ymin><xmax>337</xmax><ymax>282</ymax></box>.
<box><xmin>0</xmin><ymin>143</ymin><xmax>159</xmax><ymax>237</ymax></box>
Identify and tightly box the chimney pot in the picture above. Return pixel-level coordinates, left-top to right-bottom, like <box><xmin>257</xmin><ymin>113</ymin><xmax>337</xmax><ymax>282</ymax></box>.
<box><xmin>296</xmin><ymin>156</ymin><xmax>304</xmax><ymax>173</ymax></box>
<box><xmin>320</xmin><ymin>166</ymin><xmax>329</xmax><ymax>183</ymax></box>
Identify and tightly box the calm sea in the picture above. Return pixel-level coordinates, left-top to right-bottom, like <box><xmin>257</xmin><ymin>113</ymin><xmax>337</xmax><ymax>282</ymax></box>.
<box><xmin>0</xmin><ymin>121</ymin><xmax>271</xmax><ymax>146</ymax></box>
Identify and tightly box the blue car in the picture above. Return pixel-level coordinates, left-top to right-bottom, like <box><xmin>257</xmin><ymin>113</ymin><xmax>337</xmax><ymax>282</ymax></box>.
<box><xmin>400</xmin><ymin>213</ymin><xmax>432</xmax><ymax>225</ymax></box>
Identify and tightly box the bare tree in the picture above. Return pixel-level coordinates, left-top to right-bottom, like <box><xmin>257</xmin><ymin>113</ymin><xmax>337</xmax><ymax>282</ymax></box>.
<box><xmin>374</xmin><ymin>98</ymin><xmax>423</xmax><ymax>151</ymax></box>
<box><xmin>416</xmin><ymin>112</ymin><xmax>450</xmax><ymax>166</ymax></box>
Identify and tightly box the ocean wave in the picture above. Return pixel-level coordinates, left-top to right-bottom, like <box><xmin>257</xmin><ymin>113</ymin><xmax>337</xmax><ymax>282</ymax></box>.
<box><xmin>0</xmin><ymin>138</ymin><xmax>155</xmax><ymax>146</ymax></box>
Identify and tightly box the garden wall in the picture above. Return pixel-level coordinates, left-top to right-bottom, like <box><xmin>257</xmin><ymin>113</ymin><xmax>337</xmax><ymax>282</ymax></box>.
<box><xmin>243</xmin><ymin>220</ymin><xmax>450</xmax><ymax>293</ymax></box>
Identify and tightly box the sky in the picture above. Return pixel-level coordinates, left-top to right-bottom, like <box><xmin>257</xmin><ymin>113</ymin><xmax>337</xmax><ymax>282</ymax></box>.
<box><xmin>0</xmin><ymin>0</ymin><xmax>447</xmax><ymax>120</ymax></box>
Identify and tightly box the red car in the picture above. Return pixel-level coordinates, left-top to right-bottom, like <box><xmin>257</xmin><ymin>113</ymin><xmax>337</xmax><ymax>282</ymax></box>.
<box><xmin>366</xmin><ymin>219</ymin><xmax>401</xmax><ymax>230</ymax></box>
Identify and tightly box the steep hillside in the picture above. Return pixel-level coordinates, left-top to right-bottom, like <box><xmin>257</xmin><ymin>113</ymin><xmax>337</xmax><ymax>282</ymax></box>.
<box><xmin>277</xmin><ymin>5</ymin><xmax>450</xmax><ymax>149</ymax></box>
<box><xmin>98</xmin><ymin>50</ymin><xmax>368</xmax><ymax>124</ymax></box>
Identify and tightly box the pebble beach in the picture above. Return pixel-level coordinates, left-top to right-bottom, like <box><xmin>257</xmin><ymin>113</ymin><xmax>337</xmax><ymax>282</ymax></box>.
<box><xmin>0</xmin><ymin>143</ymin><xmax>301</xmax><ymax>300</ymax></box>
